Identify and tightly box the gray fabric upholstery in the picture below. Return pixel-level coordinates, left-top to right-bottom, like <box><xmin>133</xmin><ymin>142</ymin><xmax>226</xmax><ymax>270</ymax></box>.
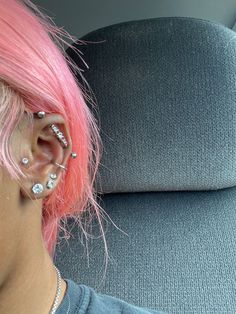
<box><xmin>54</xmin><ymin>17</ymin><xmax>236</xmax><ymax>313</ymax></box>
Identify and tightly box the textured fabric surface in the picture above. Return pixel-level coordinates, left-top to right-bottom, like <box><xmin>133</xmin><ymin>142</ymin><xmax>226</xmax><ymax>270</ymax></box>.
<box><xmin>55</xmin><ymin>17</ymin><xmax>236</xmax><ymax>313</ymax></box>
<box><xmin>55</xmin><ymin>188</ymin><xmax>236</xmax><ymax>313</ymax></box>
<box><xmin>66</xmin><ymin>16</ymin><xmax>236</xmax><ymax>194</ymax></box>
<box><xmin>55</xmin><ymin>278</ymin><xmax>167</xmax><ymax>313</ymax></box>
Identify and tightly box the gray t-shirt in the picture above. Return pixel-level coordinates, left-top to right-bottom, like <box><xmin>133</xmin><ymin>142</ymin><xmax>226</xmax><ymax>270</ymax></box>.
<box><xmin>55</xmin><ymin>278</ymin><xmax>167</xmax><ymax>314</ymax></box>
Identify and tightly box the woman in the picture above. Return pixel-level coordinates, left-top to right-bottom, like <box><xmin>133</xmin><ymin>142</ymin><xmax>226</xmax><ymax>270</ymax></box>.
<box><xmin>0</xmin><ymin>0</ymin><xmax>167</xmax><ymax>313</ymax></box>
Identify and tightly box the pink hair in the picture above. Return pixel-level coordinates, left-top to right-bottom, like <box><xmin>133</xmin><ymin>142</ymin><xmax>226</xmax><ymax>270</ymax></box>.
<box><xmin>0</xmin><ymin>0</ymin><xmax>114</xmax><ymax>281</ymax></box>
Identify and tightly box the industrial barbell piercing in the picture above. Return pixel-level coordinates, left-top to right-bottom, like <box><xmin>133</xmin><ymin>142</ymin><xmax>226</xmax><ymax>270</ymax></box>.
<box><xmin>35</xmin><ymin>111</ymin><xmax>78</xmax><ymax>157</ymax></box>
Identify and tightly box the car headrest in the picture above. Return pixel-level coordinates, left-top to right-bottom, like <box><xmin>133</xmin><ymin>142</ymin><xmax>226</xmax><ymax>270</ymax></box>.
<box><xmin>66</xmin><ymin>17</ymin><xmax>236</xmax><ymax>194</ymax></box>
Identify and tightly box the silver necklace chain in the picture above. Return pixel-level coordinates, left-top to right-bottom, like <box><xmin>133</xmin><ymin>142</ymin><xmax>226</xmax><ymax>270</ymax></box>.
<box><xmin>50</xmin><ymin>265</ymin><xmax>62</xmax><ymax>314</ymax></box>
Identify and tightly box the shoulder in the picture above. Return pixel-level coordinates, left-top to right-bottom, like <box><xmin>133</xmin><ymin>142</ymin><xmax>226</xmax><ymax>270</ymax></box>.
<box><xmin>78</xmin><ymin>283</ymin><xmax>167</xmax><ymax>314</ymax></box>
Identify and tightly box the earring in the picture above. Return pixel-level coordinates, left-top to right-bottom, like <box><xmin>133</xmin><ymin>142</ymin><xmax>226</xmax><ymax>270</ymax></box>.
<box><xmin>71</xmin><ymin>152</ymin><xmax>77</xmax><ymax>158</ymax></box>
<box><xmin>37</xmin><ymin>111</ymin><xmax>46</xmax><ymax>119</ymax></box>
<box><xmin>35</xmin><ymin>111</ymin><xmax>77</xmax><ymax>159</ymax></box>
<box><xmin>32</xmin><ymin>183</ymin><xmax>44</xmax><ymax>194</ymax></box>
<box><xmin>21</xmin><ymin>157</ymin><xmax>29</xmax><ymax>165</ymax></box>
<box><xmin>21</xmin><ymin>152</ymin><xmax>76</xmax><ymax>174</ymax></box>
<box><xmin>21</xmin><ymin>151</ymin><xmax>76</xmax><ymax>171</ymax></box>
<box><xmin>50</xmin><ymin>124</ymin><xmax>68</xmax><ymax>149</ymax></box>
<box><xmin>46</xmin><ymin>173</ymin><xmax>57</xmax><ymax>189</ymax></box>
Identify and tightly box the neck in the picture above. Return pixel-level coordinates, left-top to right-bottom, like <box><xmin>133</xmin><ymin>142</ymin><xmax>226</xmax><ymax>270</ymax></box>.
<box><xmin>0</xmin><ymin>222</ymin><xmax>67</xmax><ymax>314</ymax></box>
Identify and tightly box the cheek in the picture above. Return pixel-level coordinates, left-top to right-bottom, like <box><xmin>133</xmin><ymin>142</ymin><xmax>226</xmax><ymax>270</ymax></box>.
<box><xmin>0</xmin><ymin>197</ymin><xmax>21</xmax><ymax>288</ymax></box>
<box><xmin>0</xmin><ymin>168</ymin><xmax>20</xmax><ymax>241</ymax></box>
<box><xmin>0</xmin><ymin>220</ymin><xmax>16</xmax><ymax>286</ymax></box>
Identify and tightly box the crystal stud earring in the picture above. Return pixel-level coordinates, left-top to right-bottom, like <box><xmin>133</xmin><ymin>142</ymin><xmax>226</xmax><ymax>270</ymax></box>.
<box><xmin>46</xmin><ymin>173</ymin><xmax>57</xmax><ymax>189</ymax></box>
<box><xmin>32</xmin><ymin>183</ymin><xmax>44</xmax><ymax>194</ymax></box>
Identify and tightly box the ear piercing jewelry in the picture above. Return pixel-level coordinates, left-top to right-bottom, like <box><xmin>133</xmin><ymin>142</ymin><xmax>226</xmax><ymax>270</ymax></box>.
<box><xmin>21</xmin><ymin>157</ymin><xmax>29</xmax><ymax>165</ymax></box>
<box><xmin>50</xmin><ymin>124</ymin><xmax>68</xmax><ymax>148</ymax></box>
<box><xmin>21</xmin><ymin>111</ymin><xmax>77</xmax><ymax>195</ymax></box>
<box><xmin>46</xmin><ymin>173</ymin><xmax>57</xmax><ymax>190</ymax></box>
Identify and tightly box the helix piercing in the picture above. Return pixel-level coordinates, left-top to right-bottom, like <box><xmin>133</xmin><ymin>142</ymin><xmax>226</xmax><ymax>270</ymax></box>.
<box><xmin>71</xmin><ymin>152</ymin><xmax>77</xmax><ymax>158</ymax></box>
<box><xmin>36</xmin><ymin>111</ymin><xmax>46</xmax><ymax>119</ymax></box>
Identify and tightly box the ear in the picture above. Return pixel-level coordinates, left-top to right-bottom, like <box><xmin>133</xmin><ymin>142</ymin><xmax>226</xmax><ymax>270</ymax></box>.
<box><xmin>19</xmin><ymin>112</ymin><xmax>73</xmax><ymax>200</ymax></box>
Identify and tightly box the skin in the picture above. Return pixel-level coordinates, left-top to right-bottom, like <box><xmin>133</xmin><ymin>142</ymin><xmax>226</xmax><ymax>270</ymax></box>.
<box><xmin>0</xmin><ymin>111</ymin><xmax>73</xmax><ymax>313</ymax></box>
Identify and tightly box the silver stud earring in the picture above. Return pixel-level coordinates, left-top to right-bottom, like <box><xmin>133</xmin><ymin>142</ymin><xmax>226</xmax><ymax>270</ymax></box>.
<box><xmin>50</xmin><ymin>173</ymin><xmax>57</xmax><ymax>180</ymax></box>
<box><xmin>21</xmin><ymin>157</ymin><xmax>29</xmax><ymax>165</ymax></box>
<box><xmin>37</xmin><ymin>111</ymin><xmax>46</xmax><ymax>119</ymax></box>
<box><xmin>71</xmin><ymin>152</ymin><xmax>77</xmax><ymax>159</ymax></box>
